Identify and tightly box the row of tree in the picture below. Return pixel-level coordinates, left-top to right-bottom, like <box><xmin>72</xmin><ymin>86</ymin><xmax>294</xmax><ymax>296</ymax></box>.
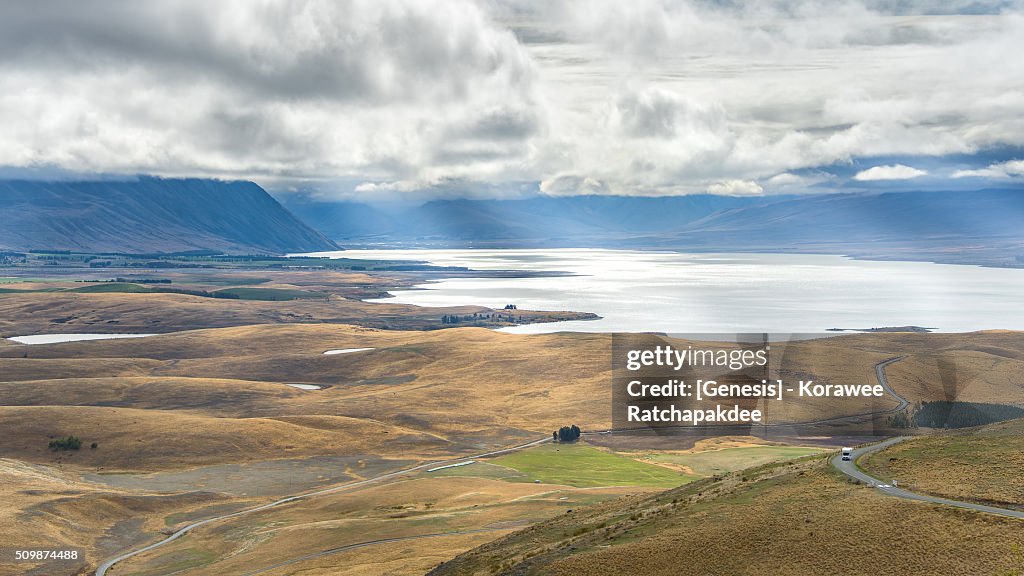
<box><xmin>888</xmin><ymin>400</ymin><xmax>1024</xmax><ymax>429</ymax></box>
<box><xmin>441</xmin><ymin>312</ymin><xmax>522</xmax><ymax>324</ymax></box>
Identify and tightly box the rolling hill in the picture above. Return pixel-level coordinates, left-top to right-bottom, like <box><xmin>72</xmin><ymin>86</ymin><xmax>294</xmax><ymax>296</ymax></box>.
<box><xmin>0</xmin><ymin>177</ymin><xmax>339</xmax><ymax>254</ymax></box>
<box><xmin>862</xmin><ymin>417</ymin><xmax>1024</xmax><ymax>508</ymax></box>
<box><xmin>429</xmin><ymin>451</ymin><xmax>1024</xmax><ymax>576</ymax></box>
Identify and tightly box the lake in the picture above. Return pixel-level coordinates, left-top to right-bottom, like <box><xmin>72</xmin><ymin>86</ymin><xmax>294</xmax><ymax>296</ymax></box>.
<box><xmin>7</xmin><ymin>333</ymin><xmax>158</xmax><ymax>345</ymax></box>
<box><xmin>303</xmin><ymin>249</ymin><xmax>1024</xmax><ymax>334</ymax></box>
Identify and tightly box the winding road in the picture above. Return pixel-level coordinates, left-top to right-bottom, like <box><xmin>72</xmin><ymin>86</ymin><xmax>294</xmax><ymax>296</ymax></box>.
<box><xmin>98</xmin><ymin>355</ymin><xmax>1022</xmax><ymax>575</ymax></box>
<box><xmin>830</xmin><ymin>356</ymin><xmax>1024</xmax><ymax>520</ymax></box>
<box><xmin>95</xmin><ymin>437</ymin><xmax>551</xmax><ymax>576</ymax></box>
<box><xmin>830</xmin><ymin>437</ymin><xmax>1024</xmax><ymax>519</ymax></box>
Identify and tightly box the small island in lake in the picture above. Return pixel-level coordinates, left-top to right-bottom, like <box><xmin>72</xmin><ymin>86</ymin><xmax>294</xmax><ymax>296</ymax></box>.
<box><xmin>827</xmin><ymin>326</ymin><xmax>936</xmax><ymax>333</ymax></box>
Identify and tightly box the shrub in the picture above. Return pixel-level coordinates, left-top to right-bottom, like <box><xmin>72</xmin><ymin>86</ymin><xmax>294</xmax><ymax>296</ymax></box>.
<box><xmin>48</xmin><ymin>436</ymin><xmax>81</xmax><ymax>451</ymax></box>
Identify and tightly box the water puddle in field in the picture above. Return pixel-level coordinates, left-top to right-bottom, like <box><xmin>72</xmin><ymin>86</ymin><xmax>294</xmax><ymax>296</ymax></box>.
<box><xmin>7</xmin><ymin>333</ymin><xmax>157</xmax><ymax>344</ymax></box>
<box><xmin>323</xmin><ymin>347</ymin><xmax>375</xmax><ymax>355</ymax></box>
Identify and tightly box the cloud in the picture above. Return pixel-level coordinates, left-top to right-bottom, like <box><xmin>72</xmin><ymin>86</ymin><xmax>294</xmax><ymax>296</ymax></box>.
<box><xmin>539</xmin><ymin>175</ymin><xmax>611</xmax><ymax>196</ymax></box>
<box><xmin>707</xmin><ymin>179</ymin><xmax>764</xmax><ymax>196</ymax></box>
<box><xmin>952</xmin><ymin>159</ymin><xmax>1024</xmax><ymax>178</ymax></box>
<box><xmin>853</xmin><ymin>164</ymin><xmax>929</xmax><ymax>181</ymax></box>
<box><xmin>609</xmin><ymin>87</ymin><xmax>726</xmax><ymax>141</ymax></box>
<box><xmin>0</xmin><ymin>0</ymin><xmax>540</xmax><ymax>185</ymax></box>
<box><xmin>0</xmin><ymin>0</ymin><xmax>534</xmax><ymax>105</ymax></box>
<box><xmin>762</xmin><ymin>172</ymin><xmax>832</xmax><ymax>194</ymax></box>
<box><xmin>1</xmin><ymin>1</ymin><xmax>1023</xmax><ymax>197</ymax></box>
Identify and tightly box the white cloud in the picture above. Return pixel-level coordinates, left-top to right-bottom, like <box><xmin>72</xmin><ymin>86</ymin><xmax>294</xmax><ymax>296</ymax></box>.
<box><xmin>539</xmin><ymin>175</ymin><xmax>610</xmax><ymax>196</ymax></box>
<box><xmin>1</xmin><ymin>1</ymin><xmax>1023</xmax><ymax>196</ymax></box>
<box><xmin>762</xmin><ymin>172</ymin><xmax>832</xmax><ymax>194</ymax></box>
<box><xmin>952</xmin><ymin>159</ymin><xmax>1024</xmax><ymax>178</ymax></box>
<box><xmin>607</xmin><ymin>87</ymin><xmax>727</xmax><ymax>142</ymax></box>
<box><xmin>853</xmin><ymin>164</ymin><xmax>928</xmax><ymax>181</ymax></box>
<box><xmin>0</xmin><ymin>0</ymin><xmax>540</xmax><ymax>186</ymax></box>
<box><xmin>707</xmin><ymin>179</ymin><xmax>763</xmax><ymax>196</ymax></box>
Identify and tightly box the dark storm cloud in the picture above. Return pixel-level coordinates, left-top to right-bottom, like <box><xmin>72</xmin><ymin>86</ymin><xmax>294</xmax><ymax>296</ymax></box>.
<box><xmin>0</xmin><ymin>0</ymin><xmax>533</xmax><ymax>104</ymax></box>
<box><xmin>0</xmin><ymin>0</ymin><xmax>541</xmax><ymax>185</ymax></box>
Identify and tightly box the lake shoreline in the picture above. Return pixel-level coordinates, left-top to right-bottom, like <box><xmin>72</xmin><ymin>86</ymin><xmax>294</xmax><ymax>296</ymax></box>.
<box><xmin>332</xmin><ymin>243</ymin><xmax>1024</xmax><ymax>271</ymax></box>
<box><xmin>313</xmin><ymin>248</ymin><xmax>1024</xmax><ymax>335</ymax></box>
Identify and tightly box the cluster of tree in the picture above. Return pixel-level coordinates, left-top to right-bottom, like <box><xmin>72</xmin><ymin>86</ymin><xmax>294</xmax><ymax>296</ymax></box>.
<box><xmin>503</xmin><ymin>304</ymin><xmax>518</xmax><ymax>310</ymax></box>
<box><xmin>888</xmin><ymin>409</ymin><xmax>914</xmax><ymax>429</ymax></box>
<box><xmin>554</xmin><ymin>425</ymin><xmax>581</xmax><ymax>442</ymax></box>
<box><xmin>48</xmin><ymin>436</ymin><xmax>81</xmax><ymax>451</ymax></box>
<box><xmin>442</xmin><ymin>312</ymin><xmax>522</xmax><ymax>324</ymax></box>
<box><xmin>911</xmin><ymin>400</ymin><xmax>1024</xmax><ymax>429</ymax></box>
<box><xmin>111</xmin><ymin>277</ymin><xmax>172</xmax><ymax>284</ymax></box>
<box><xmin>0</xmin><ymin>252</ymin><xmax>27</xmax><ymax>265</ymax></box>
<box><xmin>144</xmin><ymin>261</ymin><xmax>204</xmax><ymax>268</ymax></box>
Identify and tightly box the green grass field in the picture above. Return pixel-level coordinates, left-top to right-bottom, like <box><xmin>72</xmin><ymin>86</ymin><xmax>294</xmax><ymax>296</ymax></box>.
<box><xmin>65</xmin><ymin>282</ymin><xmax>152</xmax><ymax>293</ymax></box>
<box><xmin>213</xmin><ymin>287</ymin><xmax>328</xmax><ymax>301</ymax></box>
<box><xmin>490</xmin><ymin>443</ymin><xmax>695</xmax><ymax>488</ymax></box>
<box><xmin>422</xmin><ymin>461</ymin><xmax>529</xmax><ymax>482</ymax></box>
<box><xmin>646</xmin><ymin>446</ymin><xmax>826</xmax><ymax>476</ymax></box>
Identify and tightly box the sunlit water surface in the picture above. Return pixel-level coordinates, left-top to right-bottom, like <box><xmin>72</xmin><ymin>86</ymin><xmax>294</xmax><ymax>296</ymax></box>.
<box><xmin>300</xmin><ymin>249</ymin><xmax>1024</xmax><ymax>334</ymax></box>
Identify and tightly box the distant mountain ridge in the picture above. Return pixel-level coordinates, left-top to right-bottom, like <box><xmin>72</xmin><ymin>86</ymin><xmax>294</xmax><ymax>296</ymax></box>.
<box><xmin>0</xmin><ymin>178</ymin><xmax>338</xmax><ymax>254</ymax></box>
<box><xmin>283</xmin><ymin>189</ymin><xmax>1024</xmax><ymax>267</ymax></box>
<box><xmin>283</xmin><ymin>194</ymin><xmax>753</xmax><ymax>243</ymax></box>
<box><xmin>5</xmin><ymin>178</ymin><xmax>1021</xmax><ymax>265</ymax></box>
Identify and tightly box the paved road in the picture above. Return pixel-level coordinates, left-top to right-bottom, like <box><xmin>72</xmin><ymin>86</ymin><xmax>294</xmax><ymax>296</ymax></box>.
<box><xmin>831</xmin><ymin>437</ymin><xmax>1024</xmax><ymax>519</ymax></box>
<box><xmin>95</xmin><ymin>437</ymin><xmax>551</xmax><ymax>576</ymax></box>
<box><xmin>873</xmin><ymin>355</ymin><xmax>909</xmax><ymax>411</ymax></box>
<box><xmin>831</xmin><ymin>357</ymin><xmax>1024</xmax><ymax>519</ymax></box>
<box><xmin>99</xmin><ymin>355</ymin><xmax>1009</xmax><ymax>574</ymax></box>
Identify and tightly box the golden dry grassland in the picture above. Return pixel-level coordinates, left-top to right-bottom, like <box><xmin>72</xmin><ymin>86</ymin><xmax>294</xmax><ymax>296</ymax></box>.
<box><xmin>2</xmin><ymin>275</ymin><xmax>1024</xmax><ymax>576</ymax></box>
<box><xmin>862</xmin><ymin>418</ymin><xmax>1024</xmax><ymax>508</ymax></box>
<box><xmin>432</xmin><ymin>457</ymin><xmax>1024</xmax><ymax>576</ymax></box>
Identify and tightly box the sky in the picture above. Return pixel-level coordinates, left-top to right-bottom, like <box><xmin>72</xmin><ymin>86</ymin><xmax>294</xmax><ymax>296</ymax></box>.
<box><xmin>1</xmin><ymin>0</ymin><xmax>1023</xmax><ymax>200</ymax></box>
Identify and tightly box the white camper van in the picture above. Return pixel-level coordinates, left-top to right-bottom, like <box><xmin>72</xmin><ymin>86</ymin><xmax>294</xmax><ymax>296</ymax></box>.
<box><xmin>841</xmin><ymin>447</ymin><xmax>853</xmax><ymax>461</ymax></box>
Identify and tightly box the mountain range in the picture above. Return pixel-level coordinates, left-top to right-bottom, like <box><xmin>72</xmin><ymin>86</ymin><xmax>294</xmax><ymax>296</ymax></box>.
<box><xmin>0</xmin><ymin>178</ymin><xmax>337</xmax><ymax>254</ymax></box>
<box><xmin>283</xmin><ymin>189</ymin><xmax>1024</xmax><ymax>266</ymax></box>
<box><xmin>3</xmin><ymin>177</ymin><xmax>1022</xmax><ymax>266</ymax></box>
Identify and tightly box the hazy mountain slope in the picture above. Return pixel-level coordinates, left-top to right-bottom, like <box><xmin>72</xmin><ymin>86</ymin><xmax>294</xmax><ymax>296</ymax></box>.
<box><xmin>284</xmin><ymin>189</ymin><xmax>1024</xmax><ymax>265</ymax></box>
<box><xmin>631</xmin><ymin>189</ymin><xmax>1024</xmax><ymax>265</ymax></box>
<box><xmin>667</xmin><ymin>190</ymin><xmax>1024</xmax><ymax>246</ymax></box>
<box><xmin>0</xmin><ymin>178</ymin><xmax>338</xmax><ymax>254</ymax></box>
<box><xmin>283</xmin><ymin>194</ymin><xmax>754</xmax><ymax>245</ymax></box>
